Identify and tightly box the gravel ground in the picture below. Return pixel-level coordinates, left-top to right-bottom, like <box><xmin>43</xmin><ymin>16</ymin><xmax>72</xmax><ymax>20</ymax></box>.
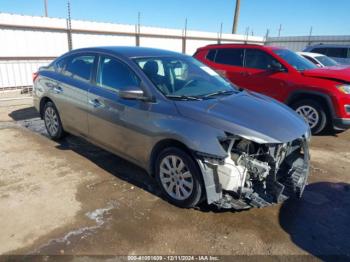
<box><xmin>0</xmin><ymin>97</ymin><xmax>349</xmax><ymax>260</ymax></box>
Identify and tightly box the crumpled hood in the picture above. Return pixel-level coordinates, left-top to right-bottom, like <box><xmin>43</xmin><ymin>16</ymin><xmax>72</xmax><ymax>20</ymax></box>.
<box><xmin>302</xmin><ymin>66</ymin><xmax>350</xmax><ymax>82</ymax></box>
<box><xmin>175</xmin><ymin>91</ymin><xmax>308</xmax><ymax>144</ymax></box>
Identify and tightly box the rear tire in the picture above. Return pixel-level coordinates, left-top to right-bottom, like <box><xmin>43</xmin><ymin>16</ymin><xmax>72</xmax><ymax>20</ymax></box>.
<box><xmin>155</xmin><ymin>147</ymin><xmax>204</xmax><ymax>208</ymax></box>
<box><xmin>292</xmin><ymin>99</ymin><xmax>328</xmax><ymax>135</ymax></box>
<box><xmin>43</xmin><ymin>101</ymin><xmax>65</xmax><ymax>140</ymax></box>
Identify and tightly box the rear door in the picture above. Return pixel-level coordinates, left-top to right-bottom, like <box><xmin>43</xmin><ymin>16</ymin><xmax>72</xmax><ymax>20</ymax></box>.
<box><xmin>52</xmin><ymin>53</ymin><xmax>96</xmax><ymax>136</ymax></box>
<box><xmin>204</xmin><ymin>48</ymin><xmax>247</xmax><ymax>88</ymax></box>
<box><xmin>241</xmin><ymin>48</ymin><xmax>289</xmax><ymax>101</ymax></box>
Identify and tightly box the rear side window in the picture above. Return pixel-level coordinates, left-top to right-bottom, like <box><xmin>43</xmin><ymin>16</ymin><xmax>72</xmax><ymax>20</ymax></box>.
<box><xmin>214</xmin><ymin>48</ymin><xmax>244</xmax><ymax>66</ymax></box>
<box><xmin>55</xmin><ymin>57</ymin><xmax>67</xmax><ymax>73</ymax></box>
<box><xmin>311</xmin><ymin>47</ymin><xmax>327</xmax><ymax>55</ymax></box>
<box><xmin>206</xmin><ymin>49</ymin><xmax>217</xmax><ymax>61</ymax></box>
<box><xmin>244</xmin><ymin>49</ymin><xmax>281</xmax><ymax>70</ymax></box>
<box><xmin>312</xmin><ymin>47</ymin><xmax>348</xmax><ymax>58</ymax></box>
<box><xmin>326</xmin><ymin>48</ymin><xmax>348</xmax><ymax>58</ymax></box>
<box><xmin>64</xmin><ymin>55</ymin><xmax>95</xmax><ymax>82</ymax></box>
<box><xmin>96</xmin><ymin>56</ymin><xmax>140</xmax><ymax>91</ymax></box>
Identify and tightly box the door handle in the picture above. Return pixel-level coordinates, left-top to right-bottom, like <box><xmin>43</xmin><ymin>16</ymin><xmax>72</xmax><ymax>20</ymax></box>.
<box><xmin>46</xmin><ymin>82</ymin><xmax>62</xmax><ymax>93</ymax></box>
<box><xmin>45</xmin><ymin>82</ymin><xmax>55</xmax><ymax>88</ymax></box>
<box><xmin>240</xmin><ymin>72</ymin><xmax>251</xmax><ymax>76</ymax></box>
<box><xmin>89</xmin><ymin>98</ymin><xmax>104</xmax><ymax>108</ymax></box>
<box><xmin>53</xmin><ymin>86</ymin><xmax>63</xmax><ymax>94</ymax></box>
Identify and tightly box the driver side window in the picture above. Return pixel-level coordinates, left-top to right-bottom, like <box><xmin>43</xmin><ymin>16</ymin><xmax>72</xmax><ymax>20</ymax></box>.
<box><xmin>96</xmin><ymin>56</ymin><xmax>140</xmax><ymax>91</ymax></box>
<box><xmin>245</xmin><ymin>49</ymin><xmax>282</xmax><ymax>70</ymax></box>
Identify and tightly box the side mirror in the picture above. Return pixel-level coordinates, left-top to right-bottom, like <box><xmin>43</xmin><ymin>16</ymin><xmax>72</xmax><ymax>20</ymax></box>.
<box><xmin>269</xmin><ymin>62</ymin><xmax>286</xmax><ymax>72</ymax></box>
<box><xmin>119</xmin><ymin>87</ymin><xmax>147</xmax><ymax>100</ymax></box>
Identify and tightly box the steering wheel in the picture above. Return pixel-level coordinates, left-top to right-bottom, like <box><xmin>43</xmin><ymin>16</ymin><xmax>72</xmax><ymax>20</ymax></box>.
<box><xmin>182</xmin><ymin>79</ymin><xmax>197</xmax><ymax>89</ymax></box>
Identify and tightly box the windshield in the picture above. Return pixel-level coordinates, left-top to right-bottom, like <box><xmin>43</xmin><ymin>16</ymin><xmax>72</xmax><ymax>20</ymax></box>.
<box><xmin>316</xmin><ymin>55</ymin><xmax>339</xmax><ymax>67</ymax></box>
<box><xmin>134</xmin><ymin>56</ymin><xmax>238</xmax><ymax>99</ymax></box>
<box><xmin>273</xmin><ymin>49</ymin><xmax>317</xmax><ymax>71</ymax></box>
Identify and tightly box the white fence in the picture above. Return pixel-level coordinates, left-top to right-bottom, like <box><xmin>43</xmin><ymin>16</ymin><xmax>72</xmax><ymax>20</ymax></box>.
<box><xmin>0</xmin><ymin>13</ymin><xmax>264</xmax><ymax>90</ymax></box>
<box><xmin>266</xmin><ymin>35</ymin><xmax>350</xmax><ymax>51</ymax></box>
<box><xmin>0</xmin><ymin>58</ymin><xmax>53</xmax><ymax>91</ymax></box>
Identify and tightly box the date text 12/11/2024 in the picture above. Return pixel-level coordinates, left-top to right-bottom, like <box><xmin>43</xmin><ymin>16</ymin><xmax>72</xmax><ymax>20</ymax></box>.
<box><xmin>127</xmin><ymin>255</ymin><xmax>220</xmax><ymax>261</ymax></box>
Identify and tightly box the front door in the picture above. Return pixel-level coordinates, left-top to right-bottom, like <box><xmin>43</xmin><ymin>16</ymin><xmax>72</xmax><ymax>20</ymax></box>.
<box><xmin>87</xmin><ymin>55</ymin><xmax>149</xmax><ymax>165</ymax></box>
<box><xmin>240</xmin><ymin>48</ymin><xmax>289</xmax><ymax>101</ymax></box>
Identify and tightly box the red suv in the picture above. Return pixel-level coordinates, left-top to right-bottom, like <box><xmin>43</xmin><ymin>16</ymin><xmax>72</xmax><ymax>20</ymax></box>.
<box><xmin>194</xmin><ymin>44</ymin><xmax>350</xmax><ymax>134</ymax></box>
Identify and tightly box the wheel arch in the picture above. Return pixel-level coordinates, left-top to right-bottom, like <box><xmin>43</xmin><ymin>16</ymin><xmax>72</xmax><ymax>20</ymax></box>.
<box><xmin>286</xmin><ymin>90</ymin><xmax>335</xmax><ymax>119</ymax></box>
<box><xmin>149</xmin><ymin>138</ymin><xmax>209</xmax><ymax>205</ymax></box>
<box><xmin>148</xmin><ymin>139</ymin><xmax>198</xmax><ymax>177</ymax></box>
<box><xmin>39</xmin><ymin>96</ymin><xmax>53</xmax><ymax>119</ymax></box>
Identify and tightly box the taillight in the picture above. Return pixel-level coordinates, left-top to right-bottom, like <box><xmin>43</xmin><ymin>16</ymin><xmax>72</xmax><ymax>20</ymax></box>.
<box><xmin>32</xmin><ymin>72</ymin><xmax>39</xmax><ymax>82</ymax></box>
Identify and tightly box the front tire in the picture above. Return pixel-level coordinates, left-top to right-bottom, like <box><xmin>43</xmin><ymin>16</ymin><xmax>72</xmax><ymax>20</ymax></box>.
<box><xmin>155</xmin><ymin>147</ymin><xmax>204</xmax><ymax>208</ymax></box>
<box><xmin>292</xmin><ymin>99</ymin><xmax>328</xmax><ymax>135</ymax></box>
<box><xmin>43</xmin><ymin>101</ymin><xmax>65</xmax><ymax>140</ymax></box>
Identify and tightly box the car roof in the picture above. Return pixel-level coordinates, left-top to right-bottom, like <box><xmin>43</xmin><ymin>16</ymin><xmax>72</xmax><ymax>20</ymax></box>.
<box><xmin>69</xmin><ymin>46</ymin><xmax>186</xmax><ymax>59</ymax></box>
<box><xmin>297</xmin><ymin>51</ymin><xmax>324</xmax><ymax>58</ymax></box>
<box><xmin>306</xmin><ymin>44</ymin><xmax>350</xmax><ymax>48</ymax></box>
<box><xmin>197</xmin><ymin>43</ymin><xmax>285</xmax><ymax>51</ymax></box>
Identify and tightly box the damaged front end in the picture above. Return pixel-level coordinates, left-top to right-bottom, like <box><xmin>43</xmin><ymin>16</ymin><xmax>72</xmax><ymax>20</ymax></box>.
<box><xmin>197</xmin><ymin>134</ymin><xmax>310</xmax><ymax>209</ymax></box>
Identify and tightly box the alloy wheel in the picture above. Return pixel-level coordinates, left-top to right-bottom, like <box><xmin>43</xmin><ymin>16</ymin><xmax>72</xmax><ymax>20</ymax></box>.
<box><xmin>159</xmin><ymin>155</ymin><xmax>194</xmax><ymax>200</ymax></box>
<box><xmin>296</xmin><ymin>105</ymin><xmax>320</xmax><ymax>129</ymax></box>
<box><xmin>44</xmin><ymin>106</ymin><xmax>59</xmax><ymax>136</ymax></box>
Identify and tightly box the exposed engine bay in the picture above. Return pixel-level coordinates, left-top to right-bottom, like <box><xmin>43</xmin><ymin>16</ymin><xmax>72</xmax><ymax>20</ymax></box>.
<box><xmin>200</xmin><ymin>135</ymin><xmax>310</xmax><ymax>209</ymax></box>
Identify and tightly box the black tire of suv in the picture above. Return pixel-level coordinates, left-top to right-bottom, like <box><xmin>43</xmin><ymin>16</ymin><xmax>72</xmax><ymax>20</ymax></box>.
<box><xmin>291</xmin><ymin>99</ymin><xmax>328</xmax><ymax>135</ymax></box>
<box><xmin>155</xmin><ymin>147</ymin><xmax>204</xmax><ymax>208</ymax></box>
<box><xmin>43</xmin><ymin>101</ymin><xmax>65</xmax><ymax>140</ymax></box>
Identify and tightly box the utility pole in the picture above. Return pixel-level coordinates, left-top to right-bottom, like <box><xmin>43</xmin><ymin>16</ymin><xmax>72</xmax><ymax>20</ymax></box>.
<box><xmin>232</xmin><ymin>0</ymin><xmax>241</xmax><ymax>34</ymax></box>
<box><xmin>67</xmin><ymin>0</ymin><xmax>72</xmax><ymax>51</ymax></box>
<box><xmin>265</xmin><ymin>29</ymin><xmax>270</xmax><ymax>40</ymax></box>
<box><xmin>44</xmin><ymin>0</ymin><xmax>48</xmax><ymax>17</ymax></box>
<box><xmin>136</xmin><ymin>12</ymin><xmax>141</xmax><ymax>46</ymax></box>
<box><xmin>244</xmin><ymin>26</ymin><xmax>249</xmax><ymax>43</ymax></box>
<box><xmin>278</xmin><ymin>24</ymin><xmax>282</xmax><ymax>37</ymax></box>
<box><xmin>218</xmin><ymin>22</ymin><xmax>223</xmax><ymax>44</ymax></box>
<box><xmin>308</xmin><ymin>26</ymin><xmax>313</xmax><ymax>45</ymax></box>
<box><xmin>182</xmin><ymin>18</ymin><xmax>188</xmax><ymax>54</ymax></box>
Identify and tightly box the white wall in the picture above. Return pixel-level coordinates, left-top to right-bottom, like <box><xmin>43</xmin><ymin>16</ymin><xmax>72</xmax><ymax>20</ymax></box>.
<box><xmin>0</xmin><ymin>13</ymin><xmax>264</xmax><ymax>88</ymax></box>
<box><xmin>140</xmin><ymin>37</ymin><xmax>183</xmax><ymax>53</ymax></box>
<box><xmin>72</xmin><ymin>33</ymin><xmax>135</xmax><ymax>49</ymax></box>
